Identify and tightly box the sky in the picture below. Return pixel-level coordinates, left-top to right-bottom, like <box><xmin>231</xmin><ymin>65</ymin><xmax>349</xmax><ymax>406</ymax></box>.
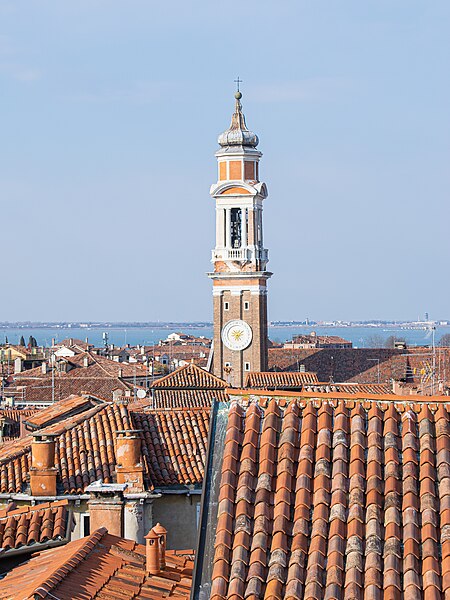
<box><xmin>1</xmin><ymin>1</ymin><xmax>449</xmax><ymax>323</ymax></box>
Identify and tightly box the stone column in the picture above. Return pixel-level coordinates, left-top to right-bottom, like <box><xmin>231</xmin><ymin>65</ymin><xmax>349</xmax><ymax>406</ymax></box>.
<box><xmin>225</xmin><ymin>208</ymin><xmax>231</xmax><ymax>248</ymax></box>
<box><xmin>241</xmin><ymin>208</ymin><xmax>247</xmax><ymax>248</ymax></box>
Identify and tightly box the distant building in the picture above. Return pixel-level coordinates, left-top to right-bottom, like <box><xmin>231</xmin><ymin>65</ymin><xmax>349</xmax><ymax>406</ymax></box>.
<box><xmin>283</xmin><ymin>331</ymin><xmax>353</xmax><ymax>349</ymax></box>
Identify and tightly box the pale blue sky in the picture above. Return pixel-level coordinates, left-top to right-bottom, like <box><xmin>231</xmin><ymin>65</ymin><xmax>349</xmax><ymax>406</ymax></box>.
<box><xmin>1</xmin><ymin>1</ymin><xmax>449</xmax><ymax>322</ymax></box>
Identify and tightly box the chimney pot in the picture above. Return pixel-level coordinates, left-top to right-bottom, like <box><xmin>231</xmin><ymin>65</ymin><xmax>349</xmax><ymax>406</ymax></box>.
<box><xmin>152</xmin><ymin>523</ymin><xmax>167</xmax><ymax>570</ymax></box>
<box><xmin>83</xmin><ymin>355</ymin><xmax>89</xmax><ymax>368</ymax></box>
<box><xmin>145</xmin><ymin>529</ymin><xmax>160</xmax><ymax>574</ymax></box>
<box><xmin>30</xmin><ymin>435</ymin><xmax>57</xmax><ymax>496</ymax></box>
<box><xmin>41</xmin><ymin>362</ymin><xmax>47</xmax><ymax>375</ymax></box>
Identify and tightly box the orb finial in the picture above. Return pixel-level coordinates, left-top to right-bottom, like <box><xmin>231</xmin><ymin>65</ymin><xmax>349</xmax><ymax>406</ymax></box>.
<box><xmin>235</xmin><ymin>91</ymin><xmax>242</xmax><ymax>100</ymax></box>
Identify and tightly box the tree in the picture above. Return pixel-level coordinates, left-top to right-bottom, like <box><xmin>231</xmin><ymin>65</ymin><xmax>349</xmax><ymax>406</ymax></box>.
<box><xmin>366</xmin><ymin>334</ymin><xmax>385</xmax><ymax>348</ymax></box>
<box><xmin>440</xmin><ymin>333</ymin><xmax>450</xmax><ymax>347</ymax></box>
<box><xmin>385</xmin><ymin>335</ymin><xmax>406</xmax><ymax>349</ymax></box>
<box><xmin>28</xmin><ymin>336</ymin><xmax>38</xmax><ymax>348</ymax></box>
<box><xmin>19</xmin><ymin>336</ymin><xmax>25</xmax><ymax>347</ymax></box>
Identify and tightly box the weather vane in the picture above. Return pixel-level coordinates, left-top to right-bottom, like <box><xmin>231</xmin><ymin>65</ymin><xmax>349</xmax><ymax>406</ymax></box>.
<box><xmin>234</xmin><ymin>77</ymin><xmax>242</xmax><ymax>93</ymax></box>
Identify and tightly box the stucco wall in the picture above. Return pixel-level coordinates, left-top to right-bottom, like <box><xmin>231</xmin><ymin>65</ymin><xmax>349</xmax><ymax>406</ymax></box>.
<box><xmin>152</xmin><ymin>494</ymin><xmax>201</xmax><ymax>550</ymax></box>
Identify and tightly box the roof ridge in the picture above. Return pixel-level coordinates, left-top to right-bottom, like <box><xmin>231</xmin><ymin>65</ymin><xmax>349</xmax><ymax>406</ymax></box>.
<box><xmin>33</xmin><ymin>527</ymin><xmax>108</xmax><ymax>598</ymax></box>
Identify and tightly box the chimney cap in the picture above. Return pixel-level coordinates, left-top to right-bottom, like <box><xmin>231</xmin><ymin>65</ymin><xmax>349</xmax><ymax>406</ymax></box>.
<box><xmin>152</xmin><ymin>523</ymin><xmax>167</xmax><ymax>536</ymax></box>
<box><xmin>145</xmin><ymin>529</ymin><xmax>159</xmax><ymax>540</ymax></box>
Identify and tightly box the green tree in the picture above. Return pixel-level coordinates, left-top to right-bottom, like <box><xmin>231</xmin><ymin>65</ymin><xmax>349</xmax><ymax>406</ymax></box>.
<box><xmin>19</xmin><ymin>336</ymin><xmax>25</xmax><ymax>346</ymax></box>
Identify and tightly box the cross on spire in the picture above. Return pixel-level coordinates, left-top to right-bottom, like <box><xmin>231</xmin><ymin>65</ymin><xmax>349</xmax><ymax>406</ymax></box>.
<box><xmin>234</xmin><ymin>77</ymin><xmax>242</xmax><ymax>93</ymax></box>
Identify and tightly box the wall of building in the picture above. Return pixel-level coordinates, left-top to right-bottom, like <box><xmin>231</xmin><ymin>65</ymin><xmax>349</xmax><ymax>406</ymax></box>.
<box><xmin>152</xmin><ymin>493</ymin><xmax>201</xmax><ymax>550</ymax></box>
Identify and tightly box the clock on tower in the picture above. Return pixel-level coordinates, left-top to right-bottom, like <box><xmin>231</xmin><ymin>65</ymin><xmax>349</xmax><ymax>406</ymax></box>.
<box><xmin>208</xmin><ymin>88</ymin><xmax>271</xmax><ymax>388</ymax></box>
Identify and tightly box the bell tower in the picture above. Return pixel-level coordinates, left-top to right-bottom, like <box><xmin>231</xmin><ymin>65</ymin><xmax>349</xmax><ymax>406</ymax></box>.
<box><xmin>208</xmin><ymin>89</ymin><xmax>271</xmax><ymax>388</ymax></box>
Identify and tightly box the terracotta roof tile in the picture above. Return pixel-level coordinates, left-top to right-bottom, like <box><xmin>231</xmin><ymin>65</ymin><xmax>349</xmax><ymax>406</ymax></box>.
<box><xmin>0</xmin><ymin>528</ymin><xmax>193</xmax><ymax>599</ymax></box>
<box><xmin>207</xmin><ymin>397</ymin><xmax>450</xmax><ymax>598</ymax></box>
<box><xmin>151</xmin><ymin>363</ymin><xmax>226</xmax><ymax>390</ymax></box>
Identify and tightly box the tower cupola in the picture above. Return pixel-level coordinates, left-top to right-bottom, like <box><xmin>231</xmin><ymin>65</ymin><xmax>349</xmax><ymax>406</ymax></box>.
<box><xmin>218</xmin><ymin>92</ymin><xmax>259</xmax><ymax>148</ymax></box>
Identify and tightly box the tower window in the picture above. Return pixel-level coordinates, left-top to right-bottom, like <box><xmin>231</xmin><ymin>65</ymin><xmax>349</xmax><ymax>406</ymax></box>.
<box><xmin>244</xmin><ymin>362</ymin><xmax>251</xmax><ymax>371</ymax></box>
<box><xmin>224</xmin><ymin>301</ymin><xmax>229</xmax><ymax>310</ymax></box>
<box><xmin>225</xmin><ymin>362</ymin><xmax>231</xmax><ymax>368</ymax></box>
<box><xmin>244</xmin><ymin>301</ymin><xmax>250</xmax><ymax>311</ymax></box>
<box><xmin>230</xmin><ymin>208</ymin><xmax>241</xmax><ymax>248</ymax></box>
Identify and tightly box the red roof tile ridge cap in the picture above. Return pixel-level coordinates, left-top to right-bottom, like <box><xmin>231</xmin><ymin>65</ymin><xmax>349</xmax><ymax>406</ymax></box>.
<box><xmin>139</xmin><ymin>406</ymin><xmax>212</xmax><ymax>415</ymax></box>
<box><xmin>32</xmin><ymin>528</ymin><xmax>108</xmax><ymax>597</ymax></box>
<box><xmin>227</xmin><ymin>388</ymin><xmax>450</xmax><ymax>402</ymax></box>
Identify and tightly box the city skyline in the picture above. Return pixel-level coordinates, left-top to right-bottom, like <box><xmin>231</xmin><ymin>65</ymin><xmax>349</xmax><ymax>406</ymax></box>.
<box><xmin>1</xmin><ymin>1</ymin><xmax>449</xmax><ymax>322</ymax></box>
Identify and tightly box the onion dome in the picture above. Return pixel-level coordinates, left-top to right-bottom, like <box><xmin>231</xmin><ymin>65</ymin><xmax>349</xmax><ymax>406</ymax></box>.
<box><xmin>218</xmin><ymin>92</ymin><xmax>259</xmax><ymax>148</ymax></box>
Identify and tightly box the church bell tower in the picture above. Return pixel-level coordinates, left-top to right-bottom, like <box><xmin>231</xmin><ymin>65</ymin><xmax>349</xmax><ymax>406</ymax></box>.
<box><xmin>208</xmin><ymin>89</ymin><xmax>271</xmax><ymax>388</ymax></box>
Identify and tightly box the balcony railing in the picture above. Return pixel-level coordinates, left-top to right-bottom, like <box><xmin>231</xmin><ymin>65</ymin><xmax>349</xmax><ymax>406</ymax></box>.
<box><xmin>212</xmin><ymin>248</ymin><xmax>269</xmax><ymax>263</ymax></box>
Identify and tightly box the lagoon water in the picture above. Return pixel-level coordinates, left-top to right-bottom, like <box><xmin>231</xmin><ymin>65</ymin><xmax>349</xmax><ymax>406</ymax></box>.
<box><xmin>1</xmin><ymin>324</ymin><xmax>448</xmax><ymax>349</ymax></box>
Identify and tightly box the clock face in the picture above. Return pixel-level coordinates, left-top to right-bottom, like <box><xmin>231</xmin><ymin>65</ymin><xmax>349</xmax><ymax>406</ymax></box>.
<box><xmin>221</xmin><ymin>320</ymin><xmax>253</xmax><ymax>351</ymax></box>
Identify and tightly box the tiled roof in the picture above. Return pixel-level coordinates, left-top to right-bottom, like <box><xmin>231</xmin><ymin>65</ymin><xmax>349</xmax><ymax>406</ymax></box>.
<box><xmin>0</xmin><ymin>500</ymin><xmax>69</xmax><ymax>555</ymax></box>
<box><xmin>303</xmin><ymin>381</ymin><xmax>393</xmax><ymax>395</ymax></box>
<box><xmin>8</xmin><ymin>352</ymin><xmax>149</xmax><ymax>404</ymax></box>
<box><xmin>0</xmin><ymin>408</ymin><xmax>37</xmax><ymax>438</ymax></box>
<box><xmin>208</xmin><ymin>396</ymin><xmax>450</xmax><ymax>599</ymax></box>
<box><xmin>150</xmin><ymin>389</ymin><xmax>228</xmax><ymax>409</ymax></box>
<box><xmin>6</xmin><ymin>375</ymin><xmax>133</xmax><ymax>404</ymax></box>
<box><xmin>151</xmin><ymin>363</ymin><xmax>226</xmax><ymax>390</ymax></box>
<box><xmin>131</xmin><ymin>408</ymin><xmax>209</xmax><ymax>487</ymax></box>
<box><xmin>0</xmin><ymin>396</ymin><xmax>209</xmax><ymax>494</ymax></box>
<box><xmin>268</xmin><ymin>347</ymin><xmax>450</xmax><ymax>389</ymax></box>
<box><xmin>245</xmin><ymin>371</ymin><xmax>319</xmax><ymax>389</ymax></box>
<box><xmin>0</xmin><ymin>527</ymin><xmax>193</xmax><ymax>599</ymax></box>
<box><xmin>0</xmin><ymin>403</ymin><xmax>131</xmax><ymax>494</ymax></box>
<box><xmin>23</xmin><ymin>394</ymin><xmax>105</xmax><ymax>429</ymax></box>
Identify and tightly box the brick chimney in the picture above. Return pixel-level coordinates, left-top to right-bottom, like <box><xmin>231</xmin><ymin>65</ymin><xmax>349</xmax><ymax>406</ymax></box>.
<box><xmin>115</xmin><ymin>430</ymin><xmax>144</xmax><ymax>493</ymax></box>
<box><xmin>145</xmin><ymin>529</ymin><xmax>160</xmax><ymax>575</ymax></box>
<box><xmin>152</xmin><ymin>523</ymin><xmax>167</xmax><ymax>570</ymax></box>
<box><xmin>29</xmin><ymin>433</ymin><xmax>58</xmax><ymax>496</ymax></box>
<box><xmin>86</xmin><ymin>482</ymin><xmax>126</xmax><ymax>537</ymax></box>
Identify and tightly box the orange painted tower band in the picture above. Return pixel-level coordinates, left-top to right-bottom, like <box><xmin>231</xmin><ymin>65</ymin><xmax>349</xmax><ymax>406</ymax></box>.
<box><xmin>208</xmin><ymin>90</ymin><xmax>271</xmax><ymax>388</ymax></box>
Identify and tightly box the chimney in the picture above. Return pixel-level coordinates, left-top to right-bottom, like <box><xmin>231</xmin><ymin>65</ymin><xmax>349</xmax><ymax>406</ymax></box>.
<box><xmin>41</xmin><ymin>362</ymin><xmax>47</xmax><ymax>375</ymax></box>
<box><xmin>83</xmin><ymin>356</ymin><xmax>89</xmax><ymax>368</ymax></box>
<box><xmin>86</xmin><ymin>482</ymin><xmax>126</xmax><ymax>537</ymax></box>
<box><xmin>152</xmin><ymin>523</ymin><xmax>167</xmax><ymax>570</ymax></box>
<box><xmin>145</xmin><ymin>529</ymin><xmax>160</xmax><ymax>574</ymax></box>
<box><xmin>14</xmin><ymin>357</ymin><xmax>23</xmax><ymax>374</ymax></box>
<box><xmin>118</xmin><ymin>368</ymin><xmax>123</xmax><ymax>378</ymax></box>
<box><xmin>115</xmin><ymin>430</ymin><xmax>144</xmax><ymax>493</ymax></box>
<box><xmin>69</xmin><ymin>338</ymin><xmax>73</xmax><ymax>346</ymax></box>
<box><xmin>29</xmin><ymin>434</ymin><xmax>58</xmax><ymax>496</ymax></box>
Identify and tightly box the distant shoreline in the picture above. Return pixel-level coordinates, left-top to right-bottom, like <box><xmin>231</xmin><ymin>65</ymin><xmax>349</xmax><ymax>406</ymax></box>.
<box><xmin>0</xmin><ymin>321</ymin><xmax>448</xmax><ymax>330</ymax></box>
